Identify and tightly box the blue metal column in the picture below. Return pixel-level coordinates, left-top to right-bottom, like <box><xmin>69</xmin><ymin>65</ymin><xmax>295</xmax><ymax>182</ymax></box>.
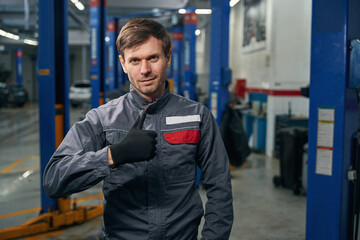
<box><xmin>172</xmin><ymin>28</ymin><xmax>184</xmax><ymax>95</ymax></box>
<box><xmin>37</xmin><ymin>0</ymin><xmax>69</xmax><ymax>212</ymax></box>
<box><xmin>118</xmin><ymin>58</ymin><xmax>128</xmax><ymax>87</ymax></box>
<box><xmin>183</xmin><ymin>7</ymin><xmax>197</xmax><ymax>100</ymax></box>
<box><xmin>306</xmin><ymin>0</ymin><xmax>360</xmax><ymax>239</ymax></box>
<box><xmin>208</xmin><ymin>0</ymin><xmax>231</xmax><ymax>125</ymax></box>
<box><xmin>90</xmin><ymin>0</ymin><xmax>107</xmax><ymax>108</ymax></box>
<box><xmin>16</xmin><ymin>49</ymin><xmax>22</xmax><ymax>86</ymax></box>
<box><xmin>107</xmin><ymin>17</ymin><xmax>118</xmax><ymax>91</ymax></box>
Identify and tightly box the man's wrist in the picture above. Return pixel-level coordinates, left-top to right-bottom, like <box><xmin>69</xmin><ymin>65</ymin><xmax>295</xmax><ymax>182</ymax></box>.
<box><xmin>107</xmin><ymin>147</ymin><xmax>115</xmax><ymax>167</ymax></box>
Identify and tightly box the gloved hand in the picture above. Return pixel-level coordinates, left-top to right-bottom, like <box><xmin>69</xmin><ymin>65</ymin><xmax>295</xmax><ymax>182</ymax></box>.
<box><xmin>109</xmin><ymin>109</ymin><xmax>157</xmax><ymax>165</ymax></box>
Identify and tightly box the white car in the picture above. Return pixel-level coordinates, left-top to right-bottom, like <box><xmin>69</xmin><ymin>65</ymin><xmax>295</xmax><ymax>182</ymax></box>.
<box><xmin>69</xmin><ymin>80</ymin><xmax>91</xmax><ymax>107</ymax></box>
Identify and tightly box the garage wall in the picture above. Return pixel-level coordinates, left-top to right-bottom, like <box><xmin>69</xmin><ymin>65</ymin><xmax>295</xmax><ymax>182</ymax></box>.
<box><xmin>229</xmin><ymin>0</ymin><xmax>312</xmax><ymax>156</ymax></box>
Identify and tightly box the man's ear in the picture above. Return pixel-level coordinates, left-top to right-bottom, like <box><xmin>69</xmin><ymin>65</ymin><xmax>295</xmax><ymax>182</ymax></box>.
<box><xmin>166</xmin><ymin>50</ymin><xmax>172</xmax><ymax>69</ymax></box>
<box><xmin>119</xmin><ymin>55</ymin><xmax>128</xmax><ymax>73</ymax></box>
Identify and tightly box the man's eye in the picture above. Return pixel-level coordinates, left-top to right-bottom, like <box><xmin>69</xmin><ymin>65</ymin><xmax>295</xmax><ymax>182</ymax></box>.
<box><xmin>130</xmin><ymin>59</ymin><xmax>139</xmax><ymax>63</ymax></box>
<box><xmin>149</xmin><ymin>56</ymin><xmax>159</xmax><ymax>62</ymax></box>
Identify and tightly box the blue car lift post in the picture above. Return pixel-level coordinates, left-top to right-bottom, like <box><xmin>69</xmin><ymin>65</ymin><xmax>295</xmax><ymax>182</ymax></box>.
<box><xmin>209</xmin><ymin>0</ymin><xmax>231</xmax><ymax>125</ymax></box>
<box><xmin>90</xmin><ymin>0</ymin><xmax>107</xmax><ymax>108</ymax></box>
<box><xmin>16</xmin><ymin>48</ymin><xmax>22</xmax><ymax>86</ymax></box>
<box><xmin>172</xmin><ymin>27</ymin><xmax>184</xmax><ymax>95</ymax></box>
<box><xmin>107</xmin><ymin>17</ymin><xmax>119</xmax><ymax>91</ymax></box>
<box><xmin>108</xmin><ymin>17</ymin><xmax>128</xmax><ymax>88</ymax></box>
<box><xmin>183</xmin><ymin>7</ymin><xmax>197</xmax><ymax>100</ymax></box>
<box><xmin>182</xmin><ymin>7</ymin><xmax>202</xmax><ymax>187</ymax></box>
<box><xmin>306</xmin><ymin>0</ymin><xmax>360</xmax><ymax>239</ymax></box>
<box><xmin>0</xmin><ymin>1</ymin><xmax>102</xmax><ymax>239</ymax></box>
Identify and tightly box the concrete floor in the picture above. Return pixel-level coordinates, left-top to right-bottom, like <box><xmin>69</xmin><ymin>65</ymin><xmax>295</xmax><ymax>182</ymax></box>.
<box><xmin>0</xmin><ymin>103</ymin><xmax>306</xmax><ymax>240</ymax></box>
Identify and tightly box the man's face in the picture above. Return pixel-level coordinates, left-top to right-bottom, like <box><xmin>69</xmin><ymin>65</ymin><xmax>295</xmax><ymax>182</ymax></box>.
<box><xmin>119</xmin><ymin>36</ymin><xmax>171</xmax><ymax>100</ymax></box>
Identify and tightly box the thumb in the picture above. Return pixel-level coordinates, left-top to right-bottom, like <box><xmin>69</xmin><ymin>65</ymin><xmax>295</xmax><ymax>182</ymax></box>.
<box><xmin>132</xmin><ymin>109</ymin><xmax>147</xmax><ymax>129</ymax></box>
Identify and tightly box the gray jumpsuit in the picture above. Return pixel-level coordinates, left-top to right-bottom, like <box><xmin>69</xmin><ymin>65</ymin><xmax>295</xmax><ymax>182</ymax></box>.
<box><xmin>43</xmin><ymin>84</ymin><xmax>233</xmax><ymax>240</ymax></box>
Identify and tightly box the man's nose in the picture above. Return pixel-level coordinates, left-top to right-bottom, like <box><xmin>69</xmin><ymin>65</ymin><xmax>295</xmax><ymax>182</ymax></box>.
<box><xmin>140</xmin><ymin>60</ymin><xmax>151</xmax><ymax>75</ymax></box>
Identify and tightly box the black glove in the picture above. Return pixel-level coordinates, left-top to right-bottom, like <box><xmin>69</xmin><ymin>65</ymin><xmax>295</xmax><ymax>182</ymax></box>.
<box><xmin>109</xmin><ymin>109</ymin><xmax>157</xmax><ymax>165</ymax></box>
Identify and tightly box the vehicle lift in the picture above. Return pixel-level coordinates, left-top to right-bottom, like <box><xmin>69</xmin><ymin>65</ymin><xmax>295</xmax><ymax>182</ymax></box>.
<box><xmin>209</xmin><ymin>0</ymin><xmax>231</xmax><ymax>125</ymax></box>
<box><xmin>90</xmin><ymin>0</ymin><xmax>107</xmax><ymax>108</ymax></box>
<box><xmin>171</xmin><ymin>27</ymin><xmax>184</xmax><ymax>96</ymax></box>
<box><xmin>0</xmin><ymin>0</ymin><xmax>103</xmax><ymax>239</ymax></box>
<box><xmin>183</xmin><ymin>7</ymin><xmax>197</xmax><ymax>100</ymax></box>
<box><xmin>106</xmin><ymin>17</ymin><xmax>119</xmax><ymax>92</ymax></box>
<box><xmin>16</xmin><ymin>48</ymin><xmax>22</xmax><ymax>86</ymax></box>
<box><xmin>306</xmin><ymin>0</ymin><xmax>360</xmax><ymax>239</ymax></box>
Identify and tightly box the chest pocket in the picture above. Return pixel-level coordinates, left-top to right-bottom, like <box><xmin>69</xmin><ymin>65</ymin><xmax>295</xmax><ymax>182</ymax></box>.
<box><xmin>104</xmin><ymin>130</ymin><xmax>142</xmax><ymax>189</ymax></box>
<box><xmin>161</xmin><ymin>115</ymin><xmax>201</xmax><ymax>185</ymax></box>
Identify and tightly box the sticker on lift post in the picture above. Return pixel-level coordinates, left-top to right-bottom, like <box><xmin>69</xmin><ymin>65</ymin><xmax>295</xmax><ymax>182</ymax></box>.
<box><xmin>211</xmin><ymin>92</ymin><xmax>218</xmax><ymax>118</ymax></box>
<box><xmin>316</xmin><ymin>107</ymin><xmax>335</xmax><ymax>176</ymax></box>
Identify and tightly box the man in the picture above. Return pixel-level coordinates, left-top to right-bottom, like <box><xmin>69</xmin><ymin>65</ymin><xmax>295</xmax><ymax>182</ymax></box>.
<box><xmin>44</xmin><ymin>18</ymin><xmax>233</xmax><ymax>240</ymax></box>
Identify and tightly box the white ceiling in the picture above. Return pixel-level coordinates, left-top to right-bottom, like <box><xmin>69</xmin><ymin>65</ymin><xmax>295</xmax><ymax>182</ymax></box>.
<box><xmin>0</xmin><ymin>0</ymin><xmax>211</xmax><ymax>47</ymax></box>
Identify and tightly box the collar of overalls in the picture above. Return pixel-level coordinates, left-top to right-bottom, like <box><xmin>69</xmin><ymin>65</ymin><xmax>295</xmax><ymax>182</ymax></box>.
<box><xmin>129</xmin><ymin>81</ymin><xmax>171</xmax><ymax>114</ymax></box>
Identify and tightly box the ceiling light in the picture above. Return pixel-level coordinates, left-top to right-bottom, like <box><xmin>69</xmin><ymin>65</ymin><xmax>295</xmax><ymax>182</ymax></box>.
<box><xmin>178</xmin><ymin>9</ymin><xmax>186</xmax><ymax>14</ymax></box>
<box><xmin>230</xmin><ymin>0</ymin><xmax>240</xmax><ymax>7</ymax></box>
<box><xmin>195</xmin><ymin>9</ymin><xmax>212</xmax><ymax>14</ymax></box>
<box><xmin>178</xmin><ymin>8</ymin><xmax>212</xmax><ymax>15</ymax></box>
<box><xmin>71</xmin><ymin>0</ymin><xmax>85</xmax><ymax>11</ymax></box>
<box><xmin>75</xmin><ymin>2</ymin><xmax>85</xmax><ymax>11</ymax></box>
<box><xmin>24</xmin><ymin>39</ymin><xmax>38</xmax><ymax>46</ymax></box>
<box><xmin>0</xmin><ymin>29</ymin><xmax>20</xmax><ymax>40</ymax></box>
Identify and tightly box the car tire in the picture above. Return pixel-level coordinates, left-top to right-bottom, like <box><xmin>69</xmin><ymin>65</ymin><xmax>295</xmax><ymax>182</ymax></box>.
<box><xmin>71</xmin><ymin>103</ymin><xmax>80</xmax><ymax>108</ymax></box>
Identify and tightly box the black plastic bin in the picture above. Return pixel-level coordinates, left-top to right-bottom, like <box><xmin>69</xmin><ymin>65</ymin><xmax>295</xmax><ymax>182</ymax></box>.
<box><xmin>273</xmin><ymin>127</ymin><xmax>308</xmax><ymax>195</ymax></box>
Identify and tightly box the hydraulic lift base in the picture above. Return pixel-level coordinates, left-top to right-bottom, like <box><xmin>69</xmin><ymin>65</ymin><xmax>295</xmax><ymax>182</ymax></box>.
<box><xmin>0</xmin><ymin>197</ymin><xmax>103</xmax><ymax>240</ymax></box>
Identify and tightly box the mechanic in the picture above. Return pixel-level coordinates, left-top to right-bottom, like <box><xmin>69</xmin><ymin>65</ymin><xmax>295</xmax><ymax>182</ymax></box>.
<box><xmin>43</xmin><ymin>18</ymin><xmax>233</xmax><ymax>240</ymax></box>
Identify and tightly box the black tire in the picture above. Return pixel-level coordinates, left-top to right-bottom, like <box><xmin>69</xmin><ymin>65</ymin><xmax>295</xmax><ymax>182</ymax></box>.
<box><xmin>71</xmin><ymin>102</ymin><xmax>80</xmax><ymax>108</ymax></box>
<box><xmin>273</xmin><ymin>176</ymin><xmax>281</xmax><ymax>187</ymax></box>
<box><xmin>293</xmin><ymin>182</ymin><xmax>301</xmax><ymax>195</ymax></box>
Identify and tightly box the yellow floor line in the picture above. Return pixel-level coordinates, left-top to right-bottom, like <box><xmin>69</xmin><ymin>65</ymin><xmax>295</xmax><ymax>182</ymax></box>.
<box><xmin>0</xmin><ymin>158</ymin><xmax>26</xmax><ymax>173</ymax></box>
<box><xmin>0</xmin><ymin>194</ymin><xmax>103</xmax><ymax>220</ymax></box>
<box><xmin>0</xmin><ymin>156</ymin><xmax>39</xmax><ymax>174</ymax></box>
<box><xmin>0</xmin><ymin>207</ymin><xmax>41</xmax><ymax>220</ymax></box>
<box><xmin>19</xmin><ymin>230</ymin><xmax>65</xmax><ymax>240</ymax></box>
<box><xmin>7</xmin><ymin>166</ymin><xmax>40</xmax><ymax>173</ymax></box>
<box><xmin>71</xmin><ymin>193</ymin><xmax>103</xmax><ymax>204</ymax></box>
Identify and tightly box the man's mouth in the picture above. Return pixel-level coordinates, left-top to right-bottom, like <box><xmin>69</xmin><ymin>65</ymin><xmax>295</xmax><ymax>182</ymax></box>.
<box><xmin>140</xmin><ymin>77</ymin><xmax>156</xmax><ymax>82</ymax></box>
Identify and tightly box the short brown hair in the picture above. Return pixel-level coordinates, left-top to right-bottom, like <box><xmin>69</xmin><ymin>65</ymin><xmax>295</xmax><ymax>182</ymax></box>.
<box><xmin>116</xmin><ymin>18</ymin><xmax>171</xmax><ymax>59</ymax></box>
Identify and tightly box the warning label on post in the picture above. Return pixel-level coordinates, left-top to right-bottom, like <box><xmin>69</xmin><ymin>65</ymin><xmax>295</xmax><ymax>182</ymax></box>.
<box><xmin>316</xmin><ymin>108</ymin><xmax>335</xmax><ymax>176</ymax></box>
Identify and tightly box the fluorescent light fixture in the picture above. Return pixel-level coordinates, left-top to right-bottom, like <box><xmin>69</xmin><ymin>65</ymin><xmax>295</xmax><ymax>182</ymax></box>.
<box><xmin>178</xmin><ymin>8</ymin><xmax>212</xmax><ymax>15</ymax></box>
<box><xmin>71</xmin><ymin>0</ymin><xmax>85</xmax><ymax>11</ymax></box>
<box><xmin>24</xmin><ymin>39</ymin><xmax>38</xmax><ymax>46</ymax></box>
<box><xmin>178</xmin><ymin>9</ymin><xmax>186</xmax><ymax>14</ymax></box>
<box><xmin>195</xmin><ymin>29</ymin><xmax>201</xmax><ymax>36</ymax></box>
<box><xmin>230</xmin><ymin>0</ymin><xmax>240</xmax><ymax>7</ymax></box>
<box><xmin>75</xmin><ymin>2</ymin><xmax>85</xmax><ymax>11</ymax></box>
<box><xmin>195</xmin><ymin>9</ymin><xmax>212</xmax><ymax>14</ymax></box>
<box><xmin>0</xmin><ymin>29</ymin><xmax>20</xmax><ymax>40</ymax></box>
